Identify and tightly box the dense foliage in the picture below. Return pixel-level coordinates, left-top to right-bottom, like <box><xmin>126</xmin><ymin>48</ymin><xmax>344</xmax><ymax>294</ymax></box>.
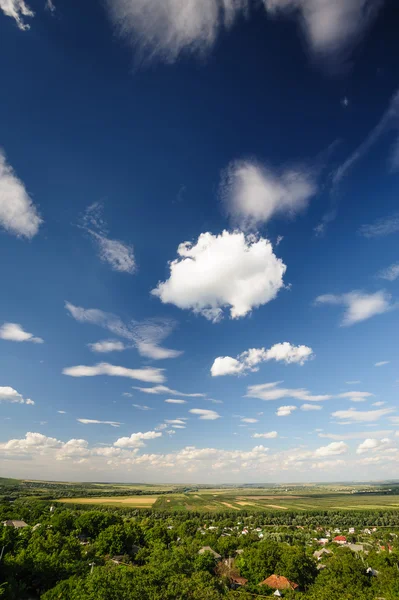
<box><xmin>1</xmin><ymin>498</ymin><xmax>399</xmax><ymax>599</ymax></box>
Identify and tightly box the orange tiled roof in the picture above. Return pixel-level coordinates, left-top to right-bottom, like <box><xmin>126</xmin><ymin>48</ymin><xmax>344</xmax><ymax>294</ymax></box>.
<box><xmin>260</xmin><ymin>574</ymin><xmax>299</xmax><ymax>590</ymax></box>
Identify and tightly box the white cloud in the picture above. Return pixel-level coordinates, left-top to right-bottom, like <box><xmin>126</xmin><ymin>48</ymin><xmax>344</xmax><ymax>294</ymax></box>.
<box><xmin>246</xmin><ymin>381</ymin><xmax>331</xmax><ymax>402</ymax></box>
<box><xmin>0</xmin><ymin>386</ymin><xmax>34</xmax><ymax>405</ymax></box>
<box><xmin>132</xmin><ymin>404</ymin><xmax>153</xmax><ymax>410</ymax></box>
<box><xmin>88</xmin><ymin>340</ymin><xmax>126</xmax><ymax>353</ymax></box>
<box><xmin>151</xmin><ymin>230</ymin><xmax>286</xmax><ymax>321</ymax></box>
<box><xmin>375</xmin><ymin>361</ymin><xmax>390</xmax><ymax>367</ymax></box>
<box><xmin>276</xmin><ymin>405</ymin><xmax>297</xmax><ymax>416</ymax></box>
<box><xmin>165</xmin><ymin>399</ymin><xmax>187</xmax><ymax>404</ymax></box>
<box><xmin>65</xmin><ymin>302</ymin><xmax>182</xmax><ymax>360</ymax></box>
<box><xmin>80</xmin><ymin>203</ymin><xmax>135</xmax><ymax>273</ymax></box>
<box><xmin>252</xmin><ymin>431</ymin><xmax>278</xmax><ymax>439</ymax></box>
<box><xmin>319</xmin><ymin>430</ymin><xmax>393</xmax><ymax>441</ymax></box>
<box><xmin>114</xmin><ymin>430</ymin><xmax>162</xmax><ymax>448</ymax></box>
<box><xmin>77</xmin><ymin>419</ymin><xmax>122</xmax><ymax>427</ymax></box>
<box><xmin>332</xmin><ymin>407</ymin><xmax>395</xmax><ymax>423</ymax></box>
<box><xmin>104</xmin><ymin>0</ymin><xmax>382</xmax><ymax>65</ymax></box>
<box><xmin>165</xmin><ymin>419</ymin><xmax>186</xmax><ymax>426</ymax></box>
<box><xmin>57</xmin><ymin>410</ymin><xmax>67</xmax><ymax>414</ymax></box>
<box><xmin>337</xmin><ymin>391</ymin><xmax>373</xmax><ymax>402</ymax></box>
<box><xmin>377</xmin><ymin>263</ymin><xmax>399</xmax><ymax>282</ymax></box>
<box><xmin>211</xmin><ymin>342</ymin><xmax>313</xmax><ymax>376</ymax></box>
<box><xmin>315</xmin><ymin>290</ymin><xmax>394</xmax><ymax>326</ymax></box>
<box><xmin>389</xmin><ymin>417</ymin><xmax>399</xmax><ymax>425</ymax></box>
<box><xmin>189</xmin><ymin>408</ymin><xmax>221</xmax><ymax>420</ymax></box>
<box><xmin>0</xmin><ymin>0</ymin><xmax>34</xmax><ymax>31</ymax></box>
<box><xmin>241</xmin><ymin>417</ymin><xmax>258</xmax><ymax>424</ymax></box>
<box><xmin>359</xmin><ymin>212</ymin><xmax>399</xmax><ymax>238</ymax></box>
<box><xmin>372</xmin><ymin>402</ymin><xmax>385</xmax><ymax>407</ymax></box>
<box><xmin>314</xmin><ymin>441</ymin><xmax>348</xmax><ymax>457</ymax></box>
<box><xmin>346</xmin><ymin>380</ymin><xmax>361</xmax><ymax>385</ymax></box>
<box><xmin>356</xmin><ymin>438</ymin><xmax>392</xmax><ymax>454</ymax></box>
<box><xmin>301</xmin><ymin>403</ymin><xmax>322</xmax><ymax>411</ymax></box>
<box><xmin>264</xmin><ymin>0</ymin><xmax>383</xmax><ymax>59</ymax></box>
<box><xmin>0</xmin><ymin>149</ymin><xmax>42</xmax><ymax>237</ymax></box>
<box><xmin>122</xmin><ymin>392</ymin><xmax>133</xmax><ymax>397</ymax></box>
<box><xmin>0</xmin><ymin>322</ymin><xmax>43</xmax><ymax>343</ymax></box>
<box><xmin>62</xmin><ymin>362</ymin><xmax>165</xmax><ymax>383</ymax></box>
<box><xmin>133</xmin><ymin>385</ymin><xmax>204</xmax><ymax>397</ymax></box>
<box><xmin>221</xmin><ymin>160</ymin><xmax>316</xmax><ymax>229</ymax></box>
<box><xmin>45</xmin><ymin>0</ymin><xmax>55</xmax><ymax>12</ymax></box>
<box><xmin>311</xmin><ymin>459</ymin><xmax>345</xmax><ymax>470</ymax></box>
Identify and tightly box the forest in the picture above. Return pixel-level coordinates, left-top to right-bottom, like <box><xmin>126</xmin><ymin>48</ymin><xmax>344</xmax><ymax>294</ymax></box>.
<box><xmin>1</xmin><ymin>497</ymin><xmax>399</xmax><ymax>599</ymax></box>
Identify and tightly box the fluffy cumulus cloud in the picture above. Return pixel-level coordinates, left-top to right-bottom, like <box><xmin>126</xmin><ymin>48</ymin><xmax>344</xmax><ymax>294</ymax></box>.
<box><xmin>315</xmin><ymin>290</ymin><xmax>394</xmax><ymax>326</ymax></box>
<box><xmin>66</xmin><ymin>302</ymin><xmax>182</xmax><ymax>360</ymax></box>
<box><xmin>0</xmin><ymin>322</ymin><xmax>43</xmax><ymax>343</ymax></box>
<box><xmin>313</xmin><ymin>441</ymin><xmax>348</xmax><ymax>457</ymax></box>
<box><xmin>133</xmin><ymin>385</ymin><xmax>204</xmax><ymax>397</ymax></box>
<box><xmin>332</xmin><ymin>407</ymin><xmax>395</xmax><ymax>423</ymax></box>
<box><xmin>246</xmin><ymin>381</ymin><xmax>332</xmax><ymax>402</ymax></box>
<box><xmin>189</xmin><ymin>408</ymin><xmax>221</xmax><ymax>420</ymax></box>
<box><xmin>80</xmin><ymin>203</ymin><xmax>135</xmax><ymax>274</ymax></box>
<box><xmin>356</xmin><ymin>438</ymin><xmax>392</xmax><ymax>454</ymax></box>
<box><xmin>0</xmin><ymin>386</ymin><xmax>34</xmax><ymax>405</ymax></box>
<box><xmin>252</xmin><ymin>431</ymin><xmax>278</xmax><ymax>439</ymax></box>
<box><xmin>276</xmin><ymin>405</ymin><xmax>297</xmax><ymax>416</ymax></box>
<box><xmin>62</xmin><ymin>362</ymin><xmax>165</xmax><ymax>383</ymax></box>
<box><xmin>211</xmin><ymin>342</ymin><xmax>313</xmax><ymax>376</ymax></box>
<box><xmin>0</xmin><ymin>149</ymin><xmax>42</xmax><ymax>237</ymax></box>
<box><xmin>105</xmin><ymin>0</ymin><xmax>383</xmax><ymax>65</ymax></box>
<box><xmin>221</xmin><ymin>160</ymin><xmax>316</xmax><ymax>229</ymax></box>
<box><xmin>0</xmin><ymin>0</ymin><xmax>34</xmax><ymax>30</ymax></box>
<box><xmin>378</xmin><ymin>263</ymin><xmax>399</xmax><ymax>282</ymax></box>
<box><xmin>114</xmin><ymin>430</ymin><xmax>162</xmax><ymax>448</ymax></box>
<box><xmin>152</xmin><ymin>231</ymin><xmax>286</xmax><ymax>321</ymax></box>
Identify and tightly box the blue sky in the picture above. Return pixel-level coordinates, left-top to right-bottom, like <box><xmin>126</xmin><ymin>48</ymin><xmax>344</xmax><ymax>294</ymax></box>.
<box><xmin>0</xmin><ymin>0</ymin><xmax>399</xmax><ymax>483</ymax></box>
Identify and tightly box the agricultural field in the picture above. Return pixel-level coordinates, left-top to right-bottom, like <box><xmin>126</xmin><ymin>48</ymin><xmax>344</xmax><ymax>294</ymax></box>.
<box><xmin>55</xmin><ymin>486</ymin><xmax>399</xmax><ymax>511</ymax></box>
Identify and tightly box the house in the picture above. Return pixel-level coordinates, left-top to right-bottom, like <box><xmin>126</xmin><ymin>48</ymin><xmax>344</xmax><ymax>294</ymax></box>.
<box><xmin>379</xmin><ymin>545</ymin><xmax>393</xmax><ymax>553</ymax></box>
<box><xmin>198</xmin><ymin>546</ymin><xmax>221</xmax><ymax>559</ymax></box>
<box><xmin>3</xmin><ymin>520</ymin><xmax>28</xmax><ymax>529</ymax></box>
<box><xmin>366</xmin><ymin>567</ymin><xmax>379</xmax><ymax>577</ymax></box>
<box><xmin>259</xmin><ymin>575</ymin><xmax>299</xmax><ymax>591</ymax></box>
<box><xmin>363</xmin><ymin>529</ymin><xmax>372</xmax><ymax>535</ymax></box>
<box><xmin>333</xmin><ymin>535</ymin><xmax>347</xmax><ymax>544</ymax></box>
<box><xmin>235</xmin><ymin>549</ymin><xmax>244</xmax><ymax>555</ymax></box>
<box><xmin>349</xmin><ymin>527</ymin><xmax>355</xmax><ymax>534</ymax></box>
<box><xmin>273</xmin><ymin>591</ymin><xmax>282</xmax><ymax>597</ymax></box>
<box><xmin>346</xmin><ymin>543</ymin><xmax>364</xmax><ymax>553</ymax></box>
<box><xmin>230</xmin><ymin>575</ymin><xmax>248</xmax><ymax>589</ymax></box>
<box><xmin>32</xmin><ymin>524</ymin><xmax>41</xmax><ymax>531</ymax></box>
<box><xmin>313</xmin><ymin>548</ymin><xmax>332</xmax><ymax>560</ymax></box>
<box><xmin>318</xmin><ymin>538</ymin><xmax>329</xmax><ymax>545</ymax></box>
<box><xmin>334</xmin><ymin>528</ymin><xmax>341</xmax><ymax>534</ymax></box>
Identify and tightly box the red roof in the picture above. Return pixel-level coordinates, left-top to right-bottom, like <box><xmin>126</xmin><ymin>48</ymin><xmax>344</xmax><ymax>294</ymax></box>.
<box><xmin>230</xmin><ymin>576</ymin><xmax>248</xmax><ymax>586</ymax></box>
<box><xmin>260</xmin><ymin>575</ymin><xmax>299</xmax><ymax>590</ymax></box>
<box><xmin>334</xmin><ymin>536</ymin><xmax>347</xmax><ymax>542</ymax></box>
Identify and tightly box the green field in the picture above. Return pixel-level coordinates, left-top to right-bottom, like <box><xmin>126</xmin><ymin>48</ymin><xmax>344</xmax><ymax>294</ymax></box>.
<box><xmin>55</xmin><ymin>487</ymin><xmax>399</xmax><ymax>511</ymax></box>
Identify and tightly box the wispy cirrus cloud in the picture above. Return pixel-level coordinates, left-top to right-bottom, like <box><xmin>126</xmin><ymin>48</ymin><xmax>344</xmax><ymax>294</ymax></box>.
<box><xmin>211</xmin><ymin>342</ymin><xmax>313</xmax><ymax>376</ymax></box>
<box><xmin>0</xmin><ymin>0</ymin><xmax>34</xmax><ymax>30</ymax></box>
<box><xmin>63</xmin><ymin>362</ymin><xmax>165</xmax><ymax>383</ymax></box>
<box><xmin>359</xmin><ymin>212</ymin><xmax>399</xmax><ymax>238</ymax></box>
<box><xmin>132</xmin><ymin>404</ymin><xmax>153</xmax><ymax>411</ymax></box>
<box><xmin>246</xmin><ymin>381</ymin><xmax>332</xmax><ymax>402</ymax></box>
<box><xmin>189</xmin><ymin>408</ymin><xmax>221</xmax><ymax>420</ymax></box>
<box><xmin>377</xmin><ymin>263</ymin><xmax>399</xmax><ymax>281</ymax></box>
<box><xmin>319</xmin><ymin>430</ymin><xmax>392</xmax><ymax>441</ymax></box>
<box><xmin>315</xmin><ymin>290</ymin><xmax>394</xmax><ymax>326</ymax></box>
<box><xmin>80</xmin><ymin>203</ymin><xmax>136</xmax><ymax>274</ymax></box>
<box><xmin>133</xmin><ymin>385</ymin><xmax>205</xmax><ymax>397</ymax></box>
<box><xmin>66</xmin><ymin>301</ymin><xmax>182</xmax><ymax>360</ymax></box>
<box><xmin>0</xmin><ymin>149</ymin><xmax>42</xmax><ymax>237</ymax></box>
<box><xmin>221</xmin><ymin>160</ymin><xmax>316</xmax><ymax>230</ymax></box>
<box><xmin>77</xmin><ymin>419</ymin><xmax>122</xmax><ymax>427</ymax></box>
<box><xmin>0</xmin><ymin>322</ymin><xmax>43</xmax><ymax>343</ymax></box>
<box><xmin>331</xmin><ymin>407</ymin><xmax>395</xmax><ymax>423</ymax></box>
<box><xmin>375</xmin><ymin>361</ymin><xmax>390</xmax><ymax>367</ymax></box>
<box><xmin>105</xmin><ymin>0</ymin><xmax>383</xmax><ymax>66</ymax></box>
